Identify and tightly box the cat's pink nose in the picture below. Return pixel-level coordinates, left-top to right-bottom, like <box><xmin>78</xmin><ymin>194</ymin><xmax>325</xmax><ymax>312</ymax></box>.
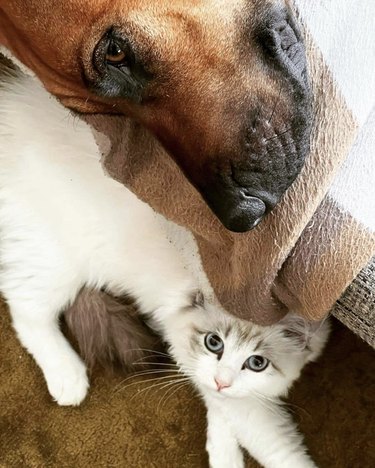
<box><xmin>214</xmin><ymin>378</ymin><xmax>231</xmax><ymax>391</ymax></box>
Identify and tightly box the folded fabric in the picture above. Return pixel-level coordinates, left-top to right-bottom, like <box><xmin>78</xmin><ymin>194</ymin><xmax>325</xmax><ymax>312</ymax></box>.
<box><xmin>84</xmin><ymin>0</ymin><xmax>374</xmax><ymax>324</ymax></box>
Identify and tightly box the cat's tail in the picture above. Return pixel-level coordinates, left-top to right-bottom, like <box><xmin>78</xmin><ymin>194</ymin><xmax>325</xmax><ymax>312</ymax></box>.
<box><xmin>64</xmin><ymin>288</ymin><xmax>163</xmax><ymax>371</ymax></box>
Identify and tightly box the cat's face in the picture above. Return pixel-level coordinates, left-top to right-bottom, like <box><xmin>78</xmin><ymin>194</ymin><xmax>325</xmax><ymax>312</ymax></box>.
<box><xmin>167</xmin><ymin>304</ymin><xmax>329</xmax><ymax>400</ymax></box>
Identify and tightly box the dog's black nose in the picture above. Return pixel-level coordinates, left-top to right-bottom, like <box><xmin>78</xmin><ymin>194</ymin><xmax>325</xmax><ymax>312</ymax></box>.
<box><xmin>223</xmin><ymin>192</ymin><xmax>266</xmax><ymax>232</ymax></box>
<box><xmin>201</xmin><ymin>185</ymin><xmax>269</xmax><ymax>233</ymax></box>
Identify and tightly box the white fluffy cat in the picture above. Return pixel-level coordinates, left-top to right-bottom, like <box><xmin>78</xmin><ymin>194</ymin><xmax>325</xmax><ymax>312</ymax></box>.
<box><xmin>157</xmin><ymin>301</ymin><xmax>330</xmax><ymax>468</ymax></box>
<box><xmin>0</xmin><ymin>71</ymin><xmax>198</xmax><ymax>405</ymax></box>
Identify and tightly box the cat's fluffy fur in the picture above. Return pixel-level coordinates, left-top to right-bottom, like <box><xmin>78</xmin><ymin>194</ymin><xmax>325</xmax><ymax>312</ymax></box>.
<box><xmin>159</xmin><ymin>302</ymin><xmax>330</xmax><ymax>468</ymax></box>
<box><xmin>0</xmin><ymin>71</ymin><xmax>197</xmax><ymax>405</ymax></box>
<box><xmin>63</xmin><ymin>288</ymin><xmax>161</xmax><ymax>370</ymax></box>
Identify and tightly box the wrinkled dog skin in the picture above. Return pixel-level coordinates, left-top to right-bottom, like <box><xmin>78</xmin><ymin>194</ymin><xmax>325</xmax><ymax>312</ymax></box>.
<box><xmin>0</xmin><ymin>0</ymin><xmax>312</xmax><ymax>232</ymax></box>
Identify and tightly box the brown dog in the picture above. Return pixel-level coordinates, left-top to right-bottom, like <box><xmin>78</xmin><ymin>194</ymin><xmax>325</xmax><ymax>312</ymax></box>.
<box><xmin>0</xmin><ymin>0</ymin><xmax>312</xmax><ymax>232</ymax></box>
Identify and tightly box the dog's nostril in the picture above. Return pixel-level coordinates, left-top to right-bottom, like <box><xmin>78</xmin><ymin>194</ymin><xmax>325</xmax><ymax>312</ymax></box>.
<box><xmin>242</xmin><ymin>189</ymin><xmax>253</xmax><ymax>198</ymax></box>
<box><xmin>276</xmin><ymin>26</ymin><xmax>286</xmax><ymax>33</ymax></box>
<box><xmin>240</xmin><ymin>190</ymin><xmax>264</xmax><ymax>206</ymax></box>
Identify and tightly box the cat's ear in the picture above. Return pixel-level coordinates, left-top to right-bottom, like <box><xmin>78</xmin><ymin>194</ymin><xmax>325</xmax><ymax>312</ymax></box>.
<box><xmin>191</xmin><ymin>290</ymin><xmax>205</xmax><ymax>308</ymax></box>
<box><xmin>278</xmin><ymin>312</ymin><xmax>325</xmax><ymax>350</ymax></box>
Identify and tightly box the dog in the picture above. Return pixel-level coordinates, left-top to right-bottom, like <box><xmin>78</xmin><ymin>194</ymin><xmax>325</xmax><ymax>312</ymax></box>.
<box><xmin>0</xmin><ymin>0</ymin><xmax>312</xmax><ymax>232</ymax></box>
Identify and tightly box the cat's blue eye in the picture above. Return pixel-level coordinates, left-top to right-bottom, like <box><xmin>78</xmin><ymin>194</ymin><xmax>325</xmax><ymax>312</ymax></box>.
<box><xmin>204</xmin><ymin>333</ymin><xmax>224</xmax><ymax>355</ymax></box>
<box><xmin>243</xmin><ymin>355</ymin><xmax>269</xmax><ymax>372</ymax></box>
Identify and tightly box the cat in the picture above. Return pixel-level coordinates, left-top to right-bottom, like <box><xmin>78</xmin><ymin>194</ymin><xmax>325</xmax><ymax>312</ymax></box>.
<box><xmin>153</xmin><ymin>299</ymin><xmax>330</xmax><ymax>468</ymax></box>
<box><xmin>0</xmin><ymin>69</ymin><xmax>198</xmax><ymax>405</ymax></box>
<box><xmin>65</xmin><ymin>287</ymin><xmax>329</xmax><ymax>467</ymax></box>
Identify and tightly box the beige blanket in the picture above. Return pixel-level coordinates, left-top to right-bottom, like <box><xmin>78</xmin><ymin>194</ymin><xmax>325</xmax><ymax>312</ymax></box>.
<box><xmin>84</xmin><ymin>0</ymin><xmax>375</xmax><ymax>325</ymax></box>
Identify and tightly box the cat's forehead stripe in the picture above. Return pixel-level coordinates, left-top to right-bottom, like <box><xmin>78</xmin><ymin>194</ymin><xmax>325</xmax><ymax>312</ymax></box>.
<box><xmin>223</xmin><ymin>322</ymin><xmax>282</xmax><ymax>361</ymax></box>
<box><xmin>230</xmin><ymin>321</ymin><xmax>261</xmax><ymax>347</ymax></box>
<box><xmin>254</xmin><ymin>338</ymin><xmax>264</xmax><ymax>352</ymax></box>
<box><xmin>223</xmin><ymin>323</ymin><xmax>233</xmax><ymax>338</ymax></box>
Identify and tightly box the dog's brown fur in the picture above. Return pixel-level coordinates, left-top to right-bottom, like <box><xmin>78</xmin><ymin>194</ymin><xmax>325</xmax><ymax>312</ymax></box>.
<box><xmin>0</xmin><ymin>0</ymin><xmax>312</xmax><ymax>231</ymax></box>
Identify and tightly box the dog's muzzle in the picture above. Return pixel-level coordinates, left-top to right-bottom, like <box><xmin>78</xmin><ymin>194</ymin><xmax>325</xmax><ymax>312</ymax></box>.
<box><xmin>198</xmin><ymin>8</ymin><xmax>312</xmax><ymax>233</ymax></box>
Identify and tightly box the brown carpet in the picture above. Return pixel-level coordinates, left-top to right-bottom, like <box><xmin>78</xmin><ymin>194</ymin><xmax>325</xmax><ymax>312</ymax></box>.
<box><xmin>0</xmin><ymin>299</ymin><xmax>374</xmax><ymax>468</ymax></box>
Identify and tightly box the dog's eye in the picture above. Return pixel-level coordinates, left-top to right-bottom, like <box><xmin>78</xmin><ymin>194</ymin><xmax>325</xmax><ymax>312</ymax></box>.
<box><xmin>243</xmin><ymin>355</ymin><xmax>269</xmax><ymax>372</ymax></box>
<box><xmin>91</xmin><ymin>29</ymin><xmax>151</xmax><ymax>103</ymax></box>
<box><xmin>105</xmin><ymin>40</ymin><xmax>127</xmax><ymax>65</ymax></box>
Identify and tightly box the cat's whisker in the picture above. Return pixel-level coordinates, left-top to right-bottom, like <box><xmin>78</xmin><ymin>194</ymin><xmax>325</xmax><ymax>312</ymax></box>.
<box><xmin>183</xmin><ymin>388</ymin><xmax>199</xmax><ymax>406</ymax></box>
<box><xmin>129</xmin><ymin>377</ymin><xmax>191</xmax><ymax>403</ymax></box>
<box><xmin>131</xmin><ymin>358</ymin><xmax>197</xmax><ymax>377</ymax></box>
<box><xmin>250</xmin><ymin>392</ymin><xmax>282</xmax><ymax>416</ymax></box>
<box><xmin>130</xmin><ymin>368</ymin><xmax>182</xmax><ymax>376</ymax></box>
<box><xmin>128</xmin><ymin>378</ymin><xmax>191</xmax><ymax>402</ymax></box>
<box><xmin>281</xmin><ymin>401</ymin><xmax>312</xmax><ymax>419</ymax></box>
<box><xmin>132</xmin><ymin>353</ymin><xmax>171</xmax><ymax>364</ymax></box>
<box><xmin>131</xmin><ymin>357</ymin><xmax>167</xmax><ymax>366</ymax></box>
<box><xmin>114</xmin><ymin>364</ymin><xmax>195</xmax><ymax>393</ymax></box>
<box><xmin>133</xmin><ymin>348</ymin><xmax>170</xmax><ymax>357</ymax></box>
<box><xmin>133</xmin><ymin>361</ymin><xmax>179</xmax><ymax>368</ymax></box>
<box><xmin>134</xmin><ymin>367</ymin><xmax>196</xmax><ymax>378</ymax></box>
<box><xmin>126</xmin><ymin>348</ymin><xmax>171</xmax><ymax>359</ymax></box>
<box><xmin>116</xmin><ymin>369</ymin><xmax>181</xmax><ymax>387</ymax></box>
<box><xmin>250</xmin><ymin>391</ymin><xmax>274</xmax><ymax>404</ymax></box>
<box><xmin>170</xmin><ymin>369</ymin><xmax>195</xmax><ymax>379</ymax></box>
<box><xmin>155</xmin><ymin>377</ymin><xmax>189</xmax><ymax>394</ymax></box>
<box><xmin>154</xmin><ymin>378</ymin><xmax>191</xmax><ymax>409</ymax></box>
<box><xmin>115</xmin><ymin>373</ymin><xmax>185</xmax><ymax>393</ymax></box>
<box><xmin>128</xmin><ymin>379</ymin><xmax>175</xmax><ymax>402</ymax></box>
<box><xmin>157</xmin><ymin>381</ymin><xmax>191</xmax><ymax>413</ymax></box>
<box><xmin>123</xmin><ymin>369</ymin><xmax>181</xmax><ymax>379</ymax></box>
<box><xmin>139</xmin><ymin>360</ymin><xmax>196</xmax><ymax>374</ymax></box>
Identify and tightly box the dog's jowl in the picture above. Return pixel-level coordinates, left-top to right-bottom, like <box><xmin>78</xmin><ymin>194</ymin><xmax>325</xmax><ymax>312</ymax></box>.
<box><xmin>0</xmin><ymin>0</ymin><xmax>312</xmax><ymax>231</ymax></box>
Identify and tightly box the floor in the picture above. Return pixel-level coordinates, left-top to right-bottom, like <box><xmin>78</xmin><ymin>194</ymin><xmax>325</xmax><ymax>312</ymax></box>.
<box><xmin>0</xmin><ymin>300</ymin><xmax>374</xmax><ymax>468</ymax></box>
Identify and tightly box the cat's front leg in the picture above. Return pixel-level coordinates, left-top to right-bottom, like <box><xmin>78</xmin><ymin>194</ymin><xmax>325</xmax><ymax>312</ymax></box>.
<box><xmin>206</xmin><ymin>405</ymin><xmax>244</xmax><ymax>468</ymax></box>
<box><xmin>9</xmin><ymin>299</ymin><xmax>89</xmax><ymax>406</ymax></box>
<box><xmin>236</xmin><ymin>404</ymin><xmax>317</xmax><ymax>468</ymax></box>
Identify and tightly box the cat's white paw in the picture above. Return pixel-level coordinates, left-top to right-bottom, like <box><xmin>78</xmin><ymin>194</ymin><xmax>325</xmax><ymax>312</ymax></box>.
<box><xmin>207</xmin><ymin>442</ymin><xmax>244</xmax><ymax>468</ymax></box>
<box><xmin>44</xmin><ymin>359</ymin><xmax>89</xmax><ymax>406</ymax></box>
<box><xmin>209</xmin><ymin>455</ymin><xmax>244</xmax><ymax>468</ymax></box>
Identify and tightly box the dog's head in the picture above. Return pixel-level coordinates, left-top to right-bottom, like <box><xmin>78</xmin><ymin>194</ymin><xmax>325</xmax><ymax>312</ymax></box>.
<box><xmin>0</xmin><ymin>0</ymin><xmax>312</xmax><ymax>232</ymax></box>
